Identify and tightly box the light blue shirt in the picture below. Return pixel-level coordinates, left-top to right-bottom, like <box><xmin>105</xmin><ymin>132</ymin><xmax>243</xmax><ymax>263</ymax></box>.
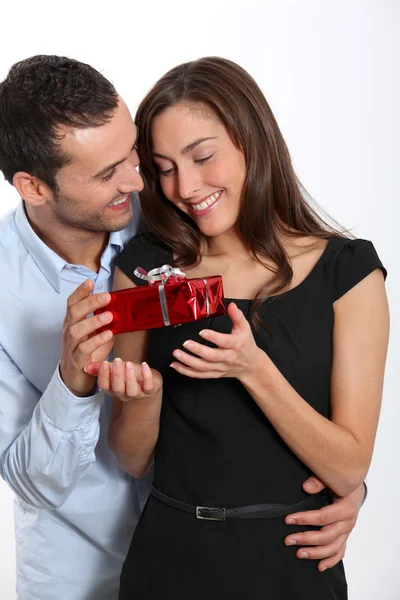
<box><xmin>0</xmin><ymin>199</ymin><xmax>152</xmax><ymax>600</ymax></box>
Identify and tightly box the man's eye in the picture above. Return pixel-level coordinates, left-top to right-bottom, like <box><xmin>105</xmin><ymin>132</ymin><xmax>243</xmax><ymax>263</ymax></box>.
<box><xmin>101</xmin><ymin>168</ymin><xmax>117</xmax><ymax>182</ymax></box>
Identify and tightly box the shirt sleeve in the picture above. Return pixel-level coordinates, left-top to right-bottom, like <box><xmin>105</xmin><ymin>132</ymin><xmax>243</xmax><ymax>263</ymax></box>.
<box><xmin>332</xmin><ymin>239</ymin><xmax>387</xmax><ymax>302</ymax></box>
<box><xmin>0</xmin><ymin>346</ymin><xmax>103</xmax><ymax>509</ymax></box>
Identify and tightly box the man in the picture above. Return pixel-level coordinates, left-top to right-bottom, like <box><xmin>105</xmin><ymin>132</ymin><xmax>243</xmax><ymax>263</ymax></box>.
<box><xmin>0</xmin><ymin>55</ymin><xmax>365</xmax><ymax>600</ymax></box>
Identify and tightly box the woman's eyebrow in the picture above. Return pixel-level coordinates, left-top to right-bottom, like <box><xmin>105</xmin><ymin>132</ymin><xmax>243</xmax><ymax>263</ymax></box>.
<box><xmin>153</xmin><ymin>137</ymin><xmax>217</xmax><ymax>159</ymax></box>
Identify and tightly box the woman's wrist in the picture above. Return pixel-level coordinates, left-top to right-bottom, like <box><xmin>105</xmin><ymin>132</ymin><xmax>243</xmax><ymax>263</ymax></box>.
<box><xmin>238</xmin><ymin>347</ymin><xmax>273</xmax><ymax>387</ymax></box>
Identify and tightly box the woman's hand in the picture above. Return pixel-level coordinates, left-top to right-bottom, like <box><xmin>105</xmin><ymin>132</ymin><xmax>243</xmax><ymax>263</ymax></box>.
<box><xmin>86</xmin><ymin>358</ymin><xmax>163</xmax><ymax>402</ymax></box>
<box><xmin>170</xmin><ymin>302</ymin><xmax>263</xmax><ymax>381</ymax></box>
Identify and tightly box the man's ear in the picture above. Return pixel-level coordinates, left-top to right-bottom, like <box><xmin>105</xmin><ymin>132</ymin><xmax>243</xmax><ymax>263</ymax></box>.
<box><xmin>13</xmin><ymin>172</ymin><xmax>53</xmax><ymax>206</ymax></box>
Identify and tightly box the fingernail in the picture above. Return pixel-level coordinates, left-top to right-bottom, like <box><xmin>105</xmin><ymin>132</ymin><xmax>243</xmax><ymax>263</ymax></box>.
<box><xmin>170</xmin><ymin>363</ymin><xmax>176</xmax><ymax>369</ymax></box>
<box><xmin>199</xmin><ymin>330</ymin><xmax>207</xmax><ymax>337</ymax></box>
<box><xmin>99</xmin><ymin>311</ymin><xmax>112</xmax><ymax>323</ymax></box>
<box><xmin>286</xmin><ymin>518</ymin><xmax>296</xmax><ymax>525</ymax></box>
<box><xmin>114</xmin><ymin>358</ymin><xmax>122</xmax><ymax>367</ymax></box>
<box><xmin>320</xmin><ymin>566</ymin><xmax>327</xmax><ymax>572</ymax></box>
<box><xmin>142</xmin><ymin>361</ymin><xmax>149</xmax><ymax>369</ymax></box>
<box><xmin>83</xmin><ymin>279</ymin><xmax>90</xmax><ymax>289</ymax></box>
<box><xmin>99</xmin><ymin>293</ymin><xmax>109</xmax><ymax>303</ymax></box>
<box><xmin>182</xmin><ymin>340</ymin><xmax>192</xmax><ymax>349</ymax></box>
<box><xmin>126</xmin><ymin>362</ymin><xmax>133</xmax><ymax>371</ymax></box>
<box><xmin>306</xmin><ymin>479</ymin><xmax>316</xmax><ymax>489</ymax></box>
<box><xmin>299</xmin><ymin>551</ymin><xmax>309</xmax><ymax>559</ymax></box>
<box><xmin>286</xmin><ymin>539</ymin><xmax>297</xmax><ymax>546</ymax></box>
<box><xmin>101</xmin><ymin>330</ymin><xmax>112</xmax><ymax>340</ymax></box>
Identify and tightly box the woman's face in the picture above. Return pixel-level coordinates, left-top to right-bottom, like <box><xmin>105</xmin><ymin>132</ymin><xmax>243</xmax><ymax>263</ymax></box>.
<box><xmin>151</xmin><ymin>103</ymin><xmax>246</xmax><ymax>238</ymax></box>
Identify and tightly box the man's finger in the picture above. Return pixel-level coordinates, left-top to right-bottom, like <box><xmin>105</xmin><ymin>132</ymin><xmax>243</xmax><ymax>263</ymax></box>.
<box><xmin>75</xmin><ymin>329</ymin><xmax>113</xmax><ymax>361</ymax></box>
<box><xmin>295</xmin><ymin>535</ymin><xmax>347</xmax><ymax>561</ymax></box>
<box><xmin>318</xmin><ymin>546</ymin><xmax>346</xmax><ymax>572</ymax></box>
<box><xmin>69</xmin><ymin>312</ymin><xmax>113</xmax><ymax>348</ymax></box>
<box><xmin>285</xmin><ymin>501</ymin><xmax>353</xmax><ymax>527</ymax></box>
<box><xmin>284</xmin><ymin>522</ymin><xmax>349</xmax><ymax>548</ymax></box>
<box><xmin>66</xmin><ymin>279</ymin><xmax>94</xmax><ymax>309</ymax></box>
<box><xmin>302</xmin><ymin>476</ymin><xmax>327</xmax><ymax>494</ymax></box>
<box><xmin>67</xmin><ymin>292</ymin><xmax>111</xmax><ymax>326</ymax></box>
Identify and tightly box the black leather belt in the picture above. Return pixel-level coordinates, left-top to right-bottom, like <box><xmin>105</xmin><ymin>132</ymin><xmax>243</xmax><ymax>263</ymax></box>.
<box><xmin>151</xmin><ymin>486</ymin><xmax>327</xmax><ymax>522</ymax></box>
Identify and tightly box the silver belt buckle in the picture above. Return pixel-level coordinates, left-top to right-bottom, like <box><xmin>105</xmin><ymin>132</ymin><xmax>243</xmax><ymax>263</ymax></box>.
<box><xmin>196</xmin><ymin>506</ymin><xmax>226</xmax><ymax>521</ymax></box>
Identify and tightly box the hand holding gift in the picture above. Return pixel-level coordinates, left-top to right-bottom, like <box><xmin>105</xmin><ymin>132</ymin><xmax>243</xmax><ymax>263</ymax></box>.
<box><xmin>94</xmin><ymin>264</ymin><xmax>226</xmax><ymax>334</ymax></box>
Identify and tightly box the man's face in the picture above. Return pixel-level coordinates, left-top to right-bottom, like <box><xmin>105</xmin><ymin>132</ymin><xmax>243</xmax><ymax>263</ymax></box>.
<box><xmin>50</xmin><ymin>97</ymin><xmax>143</xmax><ymax>233</ymax></box>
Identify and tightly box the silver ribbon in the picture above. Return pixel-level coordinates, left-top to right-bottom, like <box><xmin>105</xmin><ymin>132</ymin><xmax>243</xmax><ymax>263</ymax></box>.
<box><xmin>202</xmin><ymin>278</ymin><xmax>210</xmax><ymax>316</ymax></box>
<box><xmin>158</xmin><ymin>284</ymin><xmax>170</xmax><ymax>326</ymax></box>
<box><xmin>134</xmin><ymin>265</ymin><xmax>186</xmax><ymax>327</ymax></box>
<box><xmin>134</xmin><ymin>264</ymin><xmax>186</xmax><ymax>284</ymax></box>
<box><xmin>133</xmin><ymin>265</ymin><xmax>211</xmax><ymax>326</ymax></box>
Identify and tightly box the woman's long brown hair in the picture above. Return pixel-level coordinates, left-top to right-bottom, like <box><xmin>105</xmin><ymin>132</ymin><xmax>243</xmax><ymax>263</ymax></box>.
<box><xmin>135</xmin><ymin>57</ymin><xmax>347</xmax><ymax>325</ymax></box>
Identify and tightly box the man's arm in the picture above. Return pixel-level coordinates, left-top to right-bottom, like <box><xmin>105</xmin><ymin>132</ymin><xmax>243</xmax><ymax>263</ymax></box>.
<box><xmin>0</xmin><ymin>350</ymin><xmax>103</xmax><ymax>508</ymax></box>
<box><xmin>284</xmin><ymin>476</ymin><xmax>365</xmax><ymax>571</ymax></box>
<box><xmin>0</xmin><ymin>280</ymin><xmax>114</xmax><ymax>509</ymax></box>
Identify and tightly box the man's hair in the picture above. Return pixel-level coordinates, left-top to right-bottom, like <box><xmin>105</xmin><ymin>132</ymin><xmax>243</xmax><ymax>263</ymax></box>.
<box><xmin>0</xmin><ymin>55</ymin><xmax>119</xmax><ymax>191</ymax></box>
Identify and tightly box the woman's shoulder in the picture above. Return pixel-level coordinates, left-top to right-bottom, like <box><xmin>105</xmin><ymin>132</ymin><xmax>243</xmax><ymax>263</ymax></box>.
<box><xmin>323</xmin><ymin>235</ymin><xmax>387</xmax><ymax>302</ymax></box>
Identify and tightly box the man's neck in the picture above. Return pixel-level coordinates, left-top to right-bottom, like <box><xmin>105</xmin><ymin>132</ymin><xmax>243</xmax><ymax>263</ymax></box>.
<box><xmin>25</xmin><ymin>204</ymin><xmax>109</xmax><ymax>273</ymax></box>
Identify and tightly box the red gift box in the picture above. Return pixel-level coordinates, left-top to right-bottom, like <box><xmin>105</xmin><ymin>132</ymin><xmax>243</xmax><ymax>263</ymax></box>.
<box><xmin>95</xmin><ymin>265</ymin><xmax>226</xmax><ymax>334</ymax></box>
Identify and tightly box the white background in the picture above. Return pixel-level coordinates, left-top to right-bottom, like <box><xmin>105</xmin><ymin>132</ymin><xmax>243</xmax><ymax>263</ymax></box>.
<box><xmin>0</xmin><ymin>1</ymin><xmax>398</xmax><ymax>598</ymax></box>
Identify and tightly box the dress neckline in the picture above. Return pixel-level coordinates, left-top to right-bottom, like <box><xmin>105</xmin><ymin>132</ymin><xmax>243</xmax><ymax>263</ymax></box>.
<box><xmin>223</xmin><ymin>237</ymin><xmax>337</xmax><ymax>303</ymax></box>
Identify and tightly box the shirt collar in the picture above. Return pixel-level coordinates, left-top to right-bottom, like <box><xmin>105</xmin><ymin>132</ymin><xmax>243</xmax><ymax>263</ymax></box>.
<box><xmin>14</xmin><ymin>202</ymin><xmax>125</xmax><ymax>293</ymax></box>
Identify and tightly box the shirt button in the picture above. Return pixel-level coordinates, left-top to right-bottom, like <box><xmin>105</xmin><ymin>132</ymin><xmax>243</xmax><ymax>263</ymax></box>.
<box><xmin>86</xmin><ymin>447</ymin><xmax>93</xmax><ymax>454</ymax></box>
<box><xmin>98</xmin><ymin>284</ymin><xmax>103</xmax><ymax>290</ymax></box>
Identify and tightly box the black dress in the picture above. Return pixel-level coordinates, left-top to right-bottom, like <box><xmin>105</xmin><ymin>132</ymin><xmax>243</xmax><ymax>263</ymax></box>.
<box><xmin>115</xmin><ymin>233</ymin><xmax>386</xmax><ymax>600</ymax></box>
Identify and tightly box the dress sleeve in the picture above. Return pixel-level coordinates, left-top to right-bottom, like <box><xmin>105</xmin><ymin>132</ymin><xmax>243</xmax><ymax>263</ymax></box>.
<box><xmin>115</xmin><ymin>233</ymin><xmax>172</xmax><ymax>287</ymax></box>
<box><xmin>332</xmin><ymin>239</ymin><xmax>387</xmax><ymax>302</ymax></box>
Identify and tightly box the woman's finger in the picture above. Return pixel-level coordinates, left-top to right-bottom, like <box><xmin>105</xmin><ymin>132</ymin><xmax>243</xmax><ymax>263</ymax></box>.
<box><xmin>141</xmin><ymin>362</ymin><xmax>155</xmax><ymax>394</ymax></box>
<box><xmin>172</xmin><ymin>349</ymin><xmax>223</xmax><ymax>372</ymax></box>
<box><xmin>97</xmin><ymin>361</ymin><xmax>111</xmax><ymax>391</ymax></box>
<box><xmin>170</xmin><ymin>361</ymin><xmax>219</xmax><ymax>379</ymax></box>
<box><xmin>125</xmin><ymin>361</ymin><xmax>140</xmax><ymax>397</ymax></box>
<box><xmin>181</xmin><ymin>340</ymin><xmax>234</xmax><ymax>363</ymax></box>
<box><xmin>198</xmin><ymin>329</ymin><xmax>235</xmax><ymax>349</ymax></box>
<box><xmin>111</xmin><ymin>358</ymin><xmax>126</xmax><ymax>395</ymax></box>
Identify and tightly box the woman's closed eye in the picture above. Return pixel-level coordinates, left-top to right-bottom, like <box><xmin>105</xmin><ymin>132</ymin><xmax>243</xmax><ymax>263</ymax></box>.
<box><xmin>157</xmin><ymin>153</ymin><xmax>215</xmax><ymax>177</ymax></box>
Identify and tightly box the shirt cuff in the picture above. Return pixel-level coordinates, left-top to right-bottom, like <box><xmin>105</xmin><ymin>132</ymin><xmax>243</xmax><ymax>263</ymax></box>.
<box><xmin>40</xmin><ymin>365</ymin><xmax>103</xmax><ymax>431</ymax></box>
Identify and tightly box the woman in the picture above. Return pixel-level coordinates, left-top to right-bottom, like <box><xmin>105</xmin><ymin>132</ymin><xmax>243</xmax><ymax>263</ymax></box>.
<box><xmin>91</xmin><ymin>58</ymin><xmax>389</xmax><ymax>598</ymax></box>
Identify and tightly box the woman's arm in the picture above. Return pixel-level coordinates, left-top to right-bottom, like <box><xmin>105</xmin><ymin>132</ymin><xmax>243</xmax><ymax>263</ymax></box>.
<box><xmin>170</xmin><ymin>269</ymin><xmax>389</xmax><ymax>497</ymax></box>
<box><xmin>106</xmin><ymin>267</ymin><xmax>162</xmax><ymax>478</ymax></box>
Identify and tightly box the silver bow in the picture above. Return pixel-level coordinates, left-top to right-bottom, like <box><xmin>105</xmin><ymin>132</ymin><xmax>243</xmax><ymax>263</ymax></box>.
<box><xmin>134</xmin><ymin>264</ymin><xmax>186</xmax><ymax>284</ymax></box>
<box><xmin>133</xmin><ymin>265</ymin><xmax>186</xmax><ymax>327</ymax></box>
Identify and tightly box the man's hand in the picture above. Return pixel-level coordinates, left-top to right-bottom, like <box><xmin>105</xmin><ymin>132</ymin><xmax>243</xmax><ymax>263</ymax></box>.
<box><xmin>59</xmin><ymin>279</ymin><xmax>114</xmax><ymax>397</ymax></box>
<box><xmin>284</xmin><ymin>476</ymin><xmax>365</xmax><ymax>571</ymax></box>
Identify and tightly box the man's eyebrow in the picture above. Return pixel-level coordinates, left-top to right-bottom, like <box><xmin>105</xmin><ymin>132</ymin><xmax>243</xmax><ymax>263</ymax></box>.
<box><xmin>153</xmin><ymin>137</ymin><xmax>217</xmax><ymax>159</ymax></box>
<box><xmin>93</xmin><ymin>138</ymin><xmax>137</xmax><ymax>179</ymax></box>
